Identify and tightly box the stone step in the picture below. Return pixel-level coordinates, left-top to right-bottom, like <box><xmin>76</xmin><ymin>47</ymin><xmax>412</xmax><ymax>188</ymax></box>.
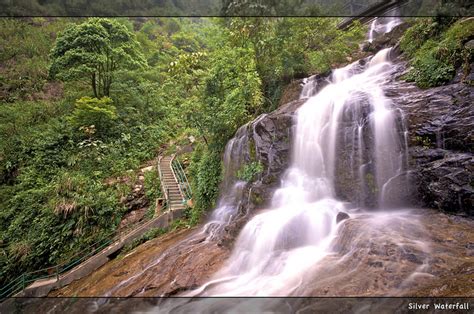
<box><xmin>163</xmin><ymin>189</ymin><xmax>180</xmax><ymax>193</ymax></box>
<box><xmin>162</xmin><ymin>179</ymin><xmax>177</xmax><ymax>183</ymax></box>
<box><xmin>162</xmin><ymin>179</ymin><xmax>178</xmax><ymax>183</ymax></box>
<box><xmin>170</xmin><ymin>204</ymin><xmax>185</xmax><ymax>208</ymax></box>
<box><xmin>163</xmin><ymin>186</ymin><xmax>179</xmax><ymax>190</ymax></box>
<box><xmin>161</xmin><ymin>173</ymin><xmax>174</xmax><ymax>177</ymax></box>
<box><xmin>161</xmin><ymin>175</ymin><xmax>175</xmax><ymax>179</ymax></box>
<box><xmin>169</xmin><ymin>198</ymin><xmax>183</xmax><ymax>202</ymax></box>
<box><xmin>164</xmin><ymin>189</ymin><xmax>181</xmax><ymax>192</ymax></box>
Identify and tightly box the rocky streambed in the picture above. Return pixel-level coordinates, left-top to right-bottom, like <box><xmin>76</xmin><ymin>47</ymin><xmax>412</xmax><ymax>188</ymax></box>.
<box><xmin>45</xmin><ymin>208</ymin><xmax>473</xmax><ymax>299</ymax></box>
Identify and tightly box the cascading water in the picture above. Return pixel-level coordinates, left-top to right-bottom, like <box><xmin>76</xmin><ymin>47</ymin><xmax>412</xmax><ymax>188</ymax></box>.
<box><xmin>177</xmin><ymin>47</ymin><xmax>412</xmax><ymax>297</ymax></box>
<box><xmin>368</xmin><ymin>14</ymin><xmax>402</xmax><ymax>43</ymax></box>
<box><xmin>101</xmin><ymin>123</ymin><xmax>254</xmax><ymax>298</ymax></box>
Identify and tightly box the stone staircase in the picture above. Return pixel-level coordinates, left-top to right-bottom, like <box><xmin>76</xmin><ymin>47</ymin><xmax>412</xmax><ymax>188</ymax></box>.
<box><xmin>159</xmin><ymin>156</ymin><xmax>186</xmax><ymax>211</ymax></box>
<box><xmin>1</xmin><ymin>155</ymin><xmax>190</xmax><ymax>300</ymax></box>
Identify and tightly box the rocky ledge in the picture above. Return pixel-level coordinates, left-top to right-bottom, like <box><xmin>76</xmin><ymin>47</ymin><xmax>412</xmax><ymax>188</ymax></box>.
<box><xmin>386</xmin><ymin>62</ymin><xmax>473</xmax><ymax>216</ymax></box>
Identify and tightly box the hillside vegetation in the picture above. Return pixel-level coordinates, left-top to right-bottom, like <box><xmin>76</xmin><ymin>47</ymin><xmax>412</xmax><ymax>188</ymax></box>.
<box><xmin>0</xmin><ymin>17</ymin><xmax>365</xmax><ymax>286</ymax></box>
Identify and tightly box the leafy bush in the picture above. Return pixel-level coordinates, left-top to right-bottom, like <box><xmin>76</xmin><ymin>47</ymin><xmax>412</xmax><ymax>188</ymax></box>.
<box><xmin>401</xmin><ymin>18</ymin><xmax>441</xmax><ymax>58</ymax></box>
<box><xmin>404</xmin><ymin>40</ymin><xmax>456</xmax><ymax>88</ymax></box>
<box><xmin>143</xmin><ymin>169</ymin><xmax>162</xmax><ymax>202</ymax></box>
<box><xmin>187</xmin><ymin>146</ymin><xmax>222</xmax><ymax>224</ymax></box>
<box><xmin>68</xmin><ymin>96</ymin><xmax>117</xmax><ymax>138</ymax></box>
<box><xmin>236</xmin><ymin>161</ymin><xmax>264</xmax><ymax>182</ymax></box>
<box><xmin>401</xmin><ymin>18</ymin><xmax>474</xmax><ymax>88</ymax></box>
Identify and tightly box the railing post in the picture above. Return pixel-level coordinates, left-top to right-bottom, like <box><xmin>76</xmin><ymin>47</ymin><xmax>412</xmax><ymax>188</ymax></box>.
<box><xmin>56</xmin><ymin>265</ymin><xmax>59</xmax><ymax>281</ymax></box>
<box><xmin>22</xmin><ymin>273</ymin><xmax>25</xmax><ymax>291</ymax></box>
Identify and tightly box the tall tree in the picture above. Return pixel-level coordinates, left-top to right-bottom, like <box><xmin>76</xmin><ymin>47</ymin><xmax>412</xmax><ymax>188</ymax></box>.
<box><xmin>49</xmin><ymin>18</ymin><xmax>147</xmax><ymax>98</ymax></box>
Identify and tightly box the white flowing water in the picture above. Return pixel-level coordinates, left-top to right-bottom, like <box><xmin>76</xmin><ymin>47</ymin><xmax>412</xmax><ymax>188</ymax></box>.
<box><xmin>180</xmin><ymin>47</ymin><xmax>411</xmax><ymax>297</ymax></box>
<box><xmin>368</xmin><ymin>16</ymin><xmax>402</xmax><ymax>42</ymax></box>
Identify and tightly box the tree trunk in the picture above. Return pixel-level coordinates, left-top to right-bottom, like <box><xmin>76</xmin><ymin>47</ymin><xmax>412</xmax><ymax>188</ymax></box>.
<box><xmin>104</xmin><ymin>75</ymin><xmax>111</xmax><ymax>97</ymax></box>
<box><xmin>92</xmin><ymin>73</ymin><xmax>98</xmax><ymax>98</ymax></box>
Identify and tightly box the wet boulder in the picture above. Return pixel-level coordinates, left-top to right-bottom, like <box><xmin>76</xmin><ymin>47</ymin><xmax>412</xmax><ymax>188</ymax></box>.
<box><xmin>387</xmin><ymin>61</ymin><xmax>474</xmax><ymax>216</ymax></box>
<box><xmin>336</xmin><ymin>212</ymin><xmax>350</xmax><ymax>223</ymax></box>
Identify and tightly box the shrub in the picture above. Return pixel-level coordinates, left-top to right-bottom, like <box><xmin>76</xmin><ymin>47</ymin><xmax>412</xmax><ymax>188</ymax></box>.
<box><xmin>68</xmin><ymin>96</ymin><xmax>117</xmax><ymax>138</ymax></box>
<box><xmin>402</xmin><ymin>18</ymin><xmax>474</xmax><ymax>88</ymax></box>
<box><xmin>236</xmin><ymin>161</ymin><xmax>264</xmax><ymax>182</ymax></box>
<box><xmin>143</xmin><ymin>169</ymin><xmax>162</xmax><ymax>202</ymax></box>
<box><xmin>187</xmin><ymin>146</ymin><xmax>222</xmax><ymax>224</ymax></box>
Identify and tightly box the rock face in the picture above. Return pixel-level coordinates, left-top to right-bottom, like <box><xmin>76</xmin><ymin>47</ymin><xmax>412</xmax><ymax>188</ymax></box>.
<box><xmin>49</xmin><ymin>227</ymin><xmax>230</xmax><ymax>297</ymax></box>
<box><xmin>362</xmin><ymin>22</ymin><xmax>410</xmax><ymax>53</ymax></box>
<box><xmin>216</xmin><ymin>99</ymin><xmax>305</xmax><ymax>248</ymax></box>
<box><xmin>336</xmin><ymin>212</ymin><xmax>350</xmax><ymax>223</ymax></box>
<box><xmin>323</xmin><ymin>52</ymin><xmax>473</xmax><ymax>215</ymax></box>
<box><xmin>302</xmin><ymin>209</ymin><xmax>474</xmax><ymax>297</ymax></box>
<box><xmin>385</xmin><ymin>63</ymin><xmax>474</xmax><ymax>216</ymax></box>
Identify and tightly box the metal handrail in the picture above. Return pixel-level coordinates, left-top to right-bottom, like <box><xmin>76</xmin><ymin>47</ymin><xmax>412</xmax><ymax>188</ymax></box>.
<box><xmin>169</xmin><ymin>154</ymin><xmax>184</xmax><ymax>203</ymax></box>
<box><xmin>157</xmin><ymin>155</ymin><xmax>170</xmax><ymax>210</ymax></box>
<box><xmin>0</xmin><ymin>229</ymin><xmax>116</xmax><ymax>300</ymax></box>
<box><xmin>170</xmin><ymin>155</ymin><xmax>192</xmax><ymax>201</ymax></box>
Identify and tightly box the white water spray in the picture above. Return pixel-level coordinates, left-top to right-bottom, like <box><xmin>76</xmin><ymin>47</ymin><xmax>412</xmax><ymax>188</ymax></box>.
<box><xmin>368</xmin><ymin>15</ymin><xmax>402</xmax><ymax>43</ymax></box>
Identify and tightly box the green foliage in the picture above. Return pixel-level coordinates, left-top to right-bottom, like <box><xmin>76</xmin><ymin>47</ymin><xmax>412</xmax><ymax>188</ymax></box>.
<box><xmin>226</xmin><ymin>18</ymin><xmax>365</xmax><ymax>109</ymax></box>
<box><xmin>0</xmin><ymin>18</ymin><xmax>70</xmax><ymax>102</ymax></box>
<box><xmin>404</xmin><ymin>41</ymin><xmax>456</xmax><ymax>88</ymax></box>
<box><xmin>401</xmin><ymin>18</ymin><xmax>474</xmax><ymax>88</ymax></box>
<box><xmin>143</xmin><ymin>169</ymin><xmax>162</xmax><ymax>202</ymax></box>
<box><xmin>183</xmin><ymin>46</ymin><xmax>263</xmax><ymax>149</ymax></box>
<box><xmin>186</xmin><ymin>146</ymin><xmax>222</xmax><ymax>224</ymax></box>
<box><xmin>194</xmin><ymin>149</ymin><xmax>222</xmax><ymax>213</ymax></box>
<box><xmin>50</xmin><ymin>18</ymin><xmax>147</xmax><ymax>98</ymax></box>
<box><xmin>68</xmin><ymin>96</ymin><xmax>117</xmax><ymax>138</ymax></box>
<box><xmin>236</xmin><ymin>161</ymin><xmax>264</xmax><ymax>182</ymax></box>
<box><xmin>400</xmin><ymin>18</ymin><xmax>444</xmax><ymax>59</ymax></box>
<box><xmin>414</xmin><ymin>135</ymin><xmax>433</xmax><ymax>148</ymax></box>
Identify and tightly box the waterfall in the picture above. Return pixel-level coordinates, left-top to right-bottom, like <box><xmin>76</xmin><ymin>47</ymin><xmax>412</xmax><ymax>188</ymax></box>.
<box><xmin>182</xmin><ymin>47</ymin><xmax>409</xmax><ymax>297</ymax></box>
<box><xmin>368</xmin><ymin>15</ymin><xmax>402</xmax><ymax>43</ymax></box>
